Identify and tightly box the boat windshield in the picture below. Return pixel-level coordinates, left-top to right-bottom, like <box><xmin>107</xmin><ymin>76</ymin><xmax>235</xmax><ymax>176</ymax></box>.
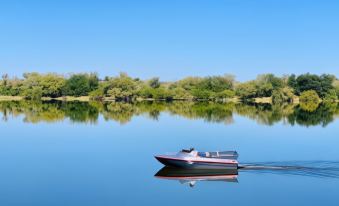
<box><xmin>181</xmin><ymin>148</ymin><xmax>195</xmax><ymax>153</ymax></box>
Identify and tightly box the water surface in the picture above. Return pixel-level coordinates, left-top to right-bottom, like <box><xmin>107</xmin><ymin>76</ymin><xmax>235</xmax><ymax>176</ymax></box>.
<box><xmin>0</xmin><ymin>101</ymin><xmax>338</xmax><ymax>205</ymax></box>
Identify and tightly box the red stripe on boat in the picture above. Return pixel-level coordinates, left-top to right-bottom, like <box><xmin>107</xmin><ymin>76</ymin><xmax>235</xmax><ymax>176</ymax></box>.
<box><xmin>156</xmin><ymin>175</ymin><xmax>238</xmax><ymax>180</ymax></box>
<box><xmin>155</xmin><ymin>156</ymin><xmax>238</xmax><ymax>165</ymax></box>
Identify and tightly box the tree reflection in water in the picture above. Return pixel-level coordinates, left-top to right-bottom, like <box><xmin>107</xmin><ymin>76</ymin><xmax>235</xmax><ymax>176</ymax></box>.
<box><xmin>0</xmin><ymin>100</ymin><xmax>338</xmax><ymax>127</ymax></box>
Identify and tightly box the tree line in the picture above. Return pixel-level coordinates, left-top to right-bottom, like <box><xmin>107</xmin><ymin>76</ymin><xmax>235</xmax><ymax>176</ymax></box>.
<box><xmin>0</xmin><ymin>72</ymin><xmax>338</xmax><ymax>103</ymax></box>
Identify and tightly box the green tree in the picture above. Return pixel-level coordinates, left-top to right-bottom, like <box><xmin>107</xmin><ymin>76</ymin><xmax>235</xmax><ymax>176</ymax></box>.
<box><xmin>19</xmin><ymin>73</ymin><xmax>42</xmax><ymax>99</ymax></box>
<box><xmin>1</xmin><ymin>74</ymin><xmax>8</xmax><ymax>86</ymax></box>
<box><xmin>0</xmin><ymin>77</ymin><xmax>23</xmax><ymax>96</ymax></box>
<box><xmin>320</xmin><ymin>74</ymin><xmax>336</xmax><ymax>97</ymax></box>
<box><xmin>39</xmin><ymin>73</ymin><xmax>65</xmax><ymax>97</ymax></box>
<box><xmin>191</xmin><ymin>89</ymin><xmax>213</xmax><ymax>100</ymax></box>
<box><xmin>287</xmin><ymin>74</ymin><xmax>297</xmax><ymax>89</ymax></box>
<box><xmin>148</xmin><ymin>77</ymin><xmax>161</xmax><ymax>89</ymax></box>
<box><xmin>191</xmin><ymin>89</ymin><xmax>212</xmax><ymax>100</ymax></box>
<box><xmin>63</xmin><ymin>74</ymin><xmax>96</xmax><ymax>96</ymax></box>
<box><xmin>299</xmin><ymin>90</ymin><xmax>320</xmax><ymax>112</ymax></box>
<box><xmin>257</xmin><ymin>74</ymin><xmax>284</xmax><ymax>89</ymax></box>
<box><xmin>89</xmin><ymin>87</ymin><xmax>105</xmax><ymax>101</ymax></box>
<box><xmin>106</xmin><ymin>73</ymin><xmax>137</xmax><ymax>101</ymax></box>
<box><xmin>138</xmin><ymin>85</ymin><xmax>154</xmax><ymax>99</ymax></box>
<box><xmin>213</xmin><ymin>89</ymin><xmax>235</xmax><ymax>100</ymax></box>
<box><xmin>295</xmin><ymin>73</ymin><xmax>335</xmax><ymax>97</ymax></box>
<box><xmin>173</xmin><ymin>77</ymin><xmax>202</xmax><ymax>91</ymax></box>
<box><xmin>323</xmin><ymin>89</ymin><xmax>337</xmax><ymax>102</ymax></box>
<box><xmin>256</xmin><ymin>83</ymin><xmax>273</xmax><ymax>97</ymax></box>
<box><xmin>235</xmin><ymin>81</ymin><xmax>257</xmax><ymax>100</ymax></box>
<box><xmin>333</xmin><ymin>79</ymin><xmax>339</xmax><ymax>98</ymax></box>
<box><xmin>170</xmin><ymin>87</ymin><xmax>193</xmax><ymax>99</ymax></box>
<box><xmin>272</xmin><ymin>87</ymin><xmax>294</xmax><ymax>104</ymax></box>
<box><xmin>196</xmin><ymin>75</ymin><xmax>234</xmax><ymax>93</ymax></box>
<box><xmin>254</xmin><ymin>74</ymin><xmax>284</xmax><ymax>97</ymax></box>
<box><xmin>88</xmin><ymin>73</ymin><xmax>99</xmax><ymax>91</ymax></box>
<box><xmin>0</xmin><ymin>74</ymin><xmax>9</xmax><ymax>95</ymax></box>
<box><xmin>151</xmin><ymin>87</ymin><xmax>174</xmax><ymax>100</ymax></box>
<box><xmin>21</xmin><ymin>86</ymin><xmax>43</xmax><ymax>100</ymax></box>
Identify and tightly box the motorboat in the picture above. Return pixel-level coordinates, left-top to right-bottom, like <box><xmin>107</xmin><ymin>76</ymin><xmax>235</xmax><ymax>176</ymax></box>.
<box><xmin>154</xmin><ymin>148</ymin><xmax>238</xmax><ymax>170</ymax></box>
<box><xmin>155</xmin><ymin>166</ymin><xmax>238</xmax><ymax>187</ymax></box>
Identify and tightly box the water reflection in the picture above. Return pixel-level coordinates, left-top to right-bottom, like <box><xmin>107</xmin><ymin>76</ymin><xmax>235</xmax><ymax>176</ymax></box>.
<box><xmin>300</xmin><ymin>101</ymin><xmax>321</xmax><ymax>112</ymax></box>
<box><xmin>155</xmin><ymin>161</ymin><xmax>339</xmax><ymax>187</ymax></box>
<box><xmin>155</xmin><ymin>167</ymin><xmax>238</xmax><ymax>187</ymax></box>
<box><xmin>0</xmin><ymin>101</ymin><xmax>338</xmax><ymax>126</ymax></box>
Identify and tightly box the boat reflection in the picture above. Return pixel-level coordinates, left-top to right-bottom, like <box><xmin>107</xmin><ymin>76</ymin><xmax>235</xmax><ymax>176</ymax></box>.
<box><xmin>154</xmin><ymin>166</ymin><xmax>238</xmax><ymax>187</ymax></box>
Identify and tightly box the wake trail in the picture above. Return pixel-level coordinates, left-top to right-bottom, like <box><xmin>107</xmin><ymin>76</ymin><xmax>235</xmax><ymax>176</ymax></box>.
<box><xmin>238</xmin><ymin>160</ymin><xmax>339</xmax><ymax>179</ymax></box>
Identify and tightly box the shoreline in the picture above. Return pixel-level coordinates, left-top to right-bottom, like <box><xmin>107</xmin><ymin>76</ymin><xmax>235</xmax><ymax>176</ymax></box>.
<box><xmin>0</xmin><ymin>95</ymin><xmax>337</xmax><ymax>103</ymax></box>
<box><xmin>0</xmin><ymin>95</ymin><xmax>241</xmax><ymax>103</ymax></box>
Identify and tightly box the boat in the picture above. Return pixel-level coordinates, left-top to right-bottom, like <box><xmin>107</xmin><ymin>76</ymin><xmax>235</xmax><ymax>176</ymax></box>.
<box><xmin>154</xmin><ymin>148</ymin><xmax>239</xmax><ymax>169</ymax></box>
<box><xmin>155</xmin><ymin>166</ymin><xmax>238</xmax><ymax>187</ymax></box>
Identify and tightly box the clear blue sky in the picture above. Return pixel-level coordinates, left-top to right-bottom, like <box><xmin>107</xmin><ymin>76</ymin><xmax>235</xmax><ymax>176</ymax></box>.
<box><xmin>0</xmin><ymin>0</ymin><xmax>338</xmax><ymax>81</ymax></box>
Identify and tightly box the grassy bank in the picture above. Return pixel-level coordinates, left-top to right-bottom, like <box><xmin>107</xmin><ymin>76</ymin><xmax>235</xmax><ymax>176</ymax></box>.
<box><xmin>0</xmin><ymin>96</ymin><xmax>91</xmax><ymax>102</ymax></box>
<box><xmin>254</xmin><ymin>97</ymin><xmax>272</xmax><ymax>103</ymax></box>
<box><xmin>0</xmin><ymin>96</ymin><xmax>23</xmax><ymax>101</ymax></box>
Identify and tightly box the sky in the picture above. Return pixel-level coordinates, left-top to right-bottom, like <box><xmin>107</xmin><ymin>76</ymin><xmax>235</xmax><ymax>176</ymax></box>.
<box><xmin>0</xmin><ymin>0</ymin><xmax>338</xmax><ymax>81</ymax></box>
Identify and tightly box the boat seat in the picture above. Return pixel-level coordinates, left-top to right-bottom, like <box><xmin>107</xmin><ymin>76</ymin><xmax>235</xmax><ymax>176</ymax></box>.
<box><xmin>198</xmin><ymin>152</ymin><xmax>211</xmax><ymax>158</ymax></box>
<box><xmin>198</xmin><ymin>151</ymin><xmax>238</xmax><ymax>159</ymax></box>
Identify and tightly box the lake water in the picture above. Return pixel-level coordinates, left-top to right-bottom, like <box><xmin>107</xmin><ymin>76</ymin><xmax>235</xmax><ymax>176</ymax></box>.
<box><xmin>0</xmin><ymin>101</ymin><xmax>338</xmax><ymax>206</ymax></box>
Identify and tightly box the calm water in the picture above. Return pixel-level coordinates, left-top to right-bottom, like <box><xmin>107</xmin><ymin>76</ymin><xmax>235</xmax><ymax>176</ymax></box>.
<box><xmin>0</xmin><ymin>101</ymin><xmax>338</xmax><ymax>206</ymax></box>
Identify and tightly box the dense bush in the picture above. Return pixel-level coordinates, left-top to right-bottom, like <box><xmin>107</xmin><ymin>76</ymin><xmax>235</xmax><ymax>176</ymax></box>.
<box><xmin>0</xmin><ymin>76</ymin><xmax>22</xmax><ymax>96</ymax></box>
<box><xmin>213</xmin><ymin>89</ymin><xmax>235</xmax><ymax>100</ymax></box>
<box><xmin>195</xmin><ymin>75</ymin><xmax>234</xmax><ymax>93</ymax></box>
<box><xmin>63</xmin><ymin>73</ymin><xmax>98</xmax><ymax>97</ymax></box>
<box><xmin>323</xmin><ymin>89</ymin><xmax>337</xmax><ymax>102</ymax></box>
<box><xmin>191</xmin><ymin>89</ymin><xmax>213</xmax><ymax>100</ymax></box>
<box><xmin>105</xmin><ymin>73</ymin><xmax>138</xmax><ymax>101</ymax></box>
<box><xmin>170</xmin><ymin>87</ymin><xmax>193</xmax><ymax>100</ymax></box>
<box><xmin>236</xmin><ymin>74</ymin><xmax>285</xmax><ymax>100</ymax></box>
<box><xmin>272</xmin><ymin>87</ymin><xmax>294</xmax><ymax>104</ymax></box>
<box><xmin>235</xmin><ymin>81</ymin><xmax>258</xmax><ymax>99</ymax></box>
<box><xmin>148</xmin><ymin>77</ymin><xmax>161</xmax><ymax>89</ymax></box>
<box><xmin>89</xmin><ymin>88</ymin><xmax>105</xmax><ymax>101</ymax></box>
<box><xmin>21</xmin><ymin>86</ymin><xmax>43</xmax><ymax>100</ymax></box>
<box><xmin>333</xmin><ymin>80</ymin><xmax>339</xmax><ymax>98</ymax></box>
<box><xmin>292</xmin><ymin>73</ymin><xmax>335</xmax><ymax>98</ymax></box>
